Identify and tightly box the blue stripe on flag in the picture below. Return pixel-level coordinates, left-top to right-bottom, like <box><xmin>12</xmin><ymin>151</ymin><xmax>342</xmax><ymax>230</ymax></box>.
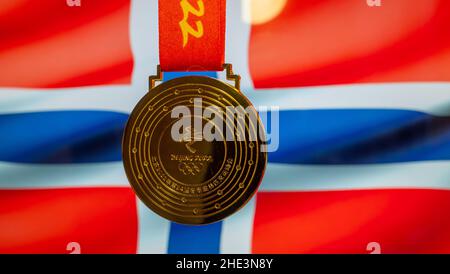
<box><xmin>0</xmin><ymin>109</ymin><xmax>448</xmax><ymax>165</ymax></box>
<box><xmin>167</xmin><ymin>222</ymin><xmax>222</xmax><ymax>254</ymax></box>
<box><xmin>269</xmin><ymin>109</ymin><xmax>450</xmax><ymax>164</ymax></box>
<box><xmin>164</xmin><ymin>71</ymin><xmax>222</xmax><ymax>254</ymax></box>
<box><xmin>0</xmin><ymin>111</ymin><xmax>127</xmax><ymax>164</ymax></box>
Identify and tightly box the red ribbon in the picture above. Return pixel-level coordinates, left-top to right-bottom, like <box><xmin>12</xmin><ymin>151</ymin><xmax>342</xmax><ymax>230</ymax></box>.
<box><xmin>158</xmin><ymin>0</ymin><xmax>226</xmax><ymax>71</ymax></box>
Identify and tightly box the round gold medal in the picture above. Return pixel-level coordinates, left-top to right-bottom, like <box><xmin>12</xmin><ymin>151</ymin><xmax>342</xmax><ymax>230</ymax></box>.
<box><xmin>123</xmin><ymin>71</ymin><xmax>267</xmax><ymax>225</ymax></box>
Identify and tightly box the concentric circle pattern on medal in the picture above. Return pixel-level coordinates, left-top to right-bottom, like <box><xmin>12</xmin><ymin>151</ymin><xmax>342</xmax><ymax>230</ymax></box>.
<box><xmin>123</xmin><ymin>76</ymin><xmax>267</xmax><ymax>224</ymax></box>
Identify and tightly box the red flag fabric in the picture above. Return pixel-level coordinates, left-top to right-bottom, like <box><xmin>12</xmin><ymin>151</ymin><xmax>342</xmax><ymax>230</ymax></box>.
<box><xmin>0</xmin><ymin>0</ymin><xmax>133</xmax><ymax>88</ymax></box>
<box><xmin>253</xmin><ymin>189</ymin><xmax>450</xmax><ymax>254</ymax></box>
<box><xmin>0</xmin><ymin>188</ymin><xmax>138</xmax><ymax>254</ymax></box>
<box><xmin>249</xmin><ymin>0</ymin><xmax>450</xmax><ymax>88</ymax></box>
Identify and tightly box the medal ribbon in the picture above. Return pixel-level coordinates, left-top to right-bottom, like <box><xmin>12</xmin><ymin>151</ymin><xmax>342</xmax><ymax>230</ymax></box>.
<box><xmin>158</xmin><ymin>0</ymin><xmax>226</xmax><ymax>71</ymax></box>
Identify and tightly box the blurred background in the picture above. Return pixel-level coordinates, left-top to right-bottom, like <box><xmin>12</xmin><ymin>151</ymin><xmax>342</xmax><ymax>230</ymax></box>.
<box><xmin>0</xmin><ymin>0</ymin><xmax>449</xmax><ymax>254</ymax></box>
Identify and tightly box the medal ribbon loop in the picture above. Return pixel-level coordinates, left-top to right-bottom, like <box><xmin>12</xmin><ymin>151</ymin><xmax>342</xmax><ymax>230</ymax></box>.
<box><xmin>158</xmin><ymin>0</ymin><xmax>226</xmax><ymax>71</ymax></box>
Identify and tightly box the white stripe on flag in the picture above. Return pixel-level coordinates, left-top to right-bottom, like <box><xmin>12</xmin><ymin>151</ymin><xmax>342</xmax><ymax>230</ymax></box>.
<box><xmin>129</xmin><ymin>0</ymin><xmax>159</xmax><ymax>95</ymax></box>
<box><xmin>220</xmin><ymin>197</ymin><xmax>256</xmax><ymax>254</ymax></box>
<box><xmin>0</xmin><ymin>162</ymin><xmax>128</xmax><ymax>189</ymax></box>
<box><xmin>136</xmin><ymin>199</ymin><xmax>170</xmax><ymax>254</ymax></box>
<box><xmin>261</xmin><ymin>161</ymin><xmax>450</xmax><ymax>191</ymax></box>
<box><xmin>0</xmin><ymin>85</ymin><xmax>139</xmax><ymax>115</ymax></box>
<box><xmin>1</xmin><ymin>83</ymin><xmax>449</xmax><ymax>116</ymax></box>
<box><xmin>2</xmin><ymin>161</ymin><xmax>449</xmax><ymax>191</ymax></box>
<box><xmin>247</xmin><ymin>83</ymin><xmax>450</xmax><ymax>116</ymax></box>
<box><xmin>225</xmin><ymin>0</ymin><xmax>254</xmax><ymax>92</ymax></box>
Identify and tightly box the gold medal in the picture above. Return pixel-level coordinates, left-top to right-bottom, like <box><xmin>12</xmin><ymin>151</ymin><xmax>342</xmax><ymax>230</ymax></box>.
<box><xmin>123</xmin><ymin>65</ymin><xmax>267</xmax><ymax>224</ymax></box>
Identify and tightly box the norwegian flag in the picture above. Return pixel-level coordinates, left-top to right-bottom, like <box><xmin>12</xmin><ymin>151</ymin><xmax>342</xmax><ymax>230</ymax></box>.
<box><xmin>0</xmin><ymin>0</ymin><xmax>449</xmax><ymax>254</ymax></box>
